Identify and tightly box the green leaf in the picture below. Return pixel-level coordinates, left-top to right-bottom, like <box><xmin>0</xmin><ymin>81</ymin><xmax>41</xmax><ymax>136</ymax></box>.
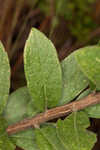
<box><xmin>10</xmin><ymin>129</ymin><xmax>39</xmax><ymax>150</ymax></box>
<box><xmin>0</xmin><ymin>116</ymin><xmax>15</xmax><ymax>150</ymax></box>
<box><xmin>85</xmin><ymin>103</ymin><xmax>100</xmax><ymax>118</ymax></box>
<box><xmin>24</xmin><ymin>28</ymin><xmax>62</xmax><ymax>112</ymax></box>
<box><xmin>77</xmin><ymin>89</ymin><xmax>100</xmax><ymax>118</ymax></box>
<box><xmin>27</xmin><ymin>100</ymin><xmax>38</xmax><ymax>118</ymax></box>
<box><xmin>35</xmin><ymin>124</ymin><xmax>66</xmax><ymax>150</ymax></box>
<box><xmin>60</xmin><ymin>52</ymin><xmax>88</xmax><ymax>105</ymax></box>
<box><xmin>0</xmin><ymin>116</ymin><xmax>8</xmax><ymax>135</ymax></box>
<box><xmin>0</xmin><ymin>135</ymin><xmax>15</xmax><ymax>150</ymax></box>
<box><xmin>0</xmin><ymin>42</ymin><xmax>10</xmax><ymax>114</ymax></box>
<box><xmin>57</xmin><ymin>111</ymin><xmax>96</xmax><ymax>150</ymax></box>
<box><xmin>77</xmin><ymin>89</ymin><xmax>91</xmax><ymax>100</ymax></box>
<box><xmin>75</xmin><ymin>46</ymin><xmax>100</xmax><ymax>90</ymax></box>
<box><xmin>4</xmin><ymin>87</ymin><xmax>37</xmax><ymax>125</ymax></box>
<box><xmin>34</xmin><ymin>112</ymin><xmax>96</xmax><ymax>150</ymax></box>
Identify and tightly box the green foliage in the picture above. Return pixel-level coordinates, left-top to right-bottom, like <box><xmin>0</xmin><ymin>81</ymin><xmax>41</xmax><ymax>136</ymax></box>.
<box><xmin>34</xmin><ymin>112</ymin><xmax>96</xmax><ymax>150</ymax></box>
<box><xmin>85</xmin><ymin>103</ymin><xmax>100</xmax><ymax>118</ymax></box>
<box><xmin>60</xmin><ymin>52</ymin><xmax>88</xmax><ymax>105</ymax></box>
<box><xmin>10</xmin><ymin>129</ymin><xmax>39</xmax><ymax>150</ymax></box>
<box><xmin>57</xmin><ymin>111</ymin><xmax>96</xmax><ymax>150</ymax></box>
<box><xmin>0</xmin><ymin>116</ymin><xmax>8</xmax><ymax>135</ymax></box>
<box><xmin>24</xmin><ymin>28</ymin><xmax>62</xmax><ymax>112</ymax></box>
<box><xmin>38</xmin><ymin>0</ymin><xmax>96</xmax><ymax>41</ymax></box>
<box><xmin>0</xmin><ymin>42</ymin><xmax>10</xmax><ymax>115</ymax></box>
<box><xmin>1</xmin><ymin>28</ymin><xmax>100</xmax><ymax>149</ymax></box>
<box><xmin>56</xmin><ymin>0</ymin><xmax>97</xmax><ymax>41</ymax></box>
<box><xmin>75</xmin><ymin>46</ymin><xmax>100</xmax><ymax>90</ymax></box>
<box><xmin>0</xmin><ymin>116</ymin><xmax>15</xmax><ymax>150</ymax></box>
<box><xmin>35</xmin><ymin>124</ymin><xmax>66</xmax><ymax>150</ymax></box>
<box><xmin>77</xmin><ymin>89</ymin><xmax>100</xmax><ymax>118</ymax></box>
<box><xmin>4</xmin><ymin>87</ymin><xmax>37</xmax><ymax>125</ymax></box>
<box><xmin>0</xmin><ymin>135</ymin><xmax>15</xmax><ymax>150</ymax></box>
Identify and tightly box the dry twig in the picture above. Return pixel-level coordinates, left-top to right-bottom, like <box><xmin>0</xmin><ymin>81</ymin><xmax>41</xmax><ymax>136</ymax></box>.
<box><xmin>7</xmin><ymin>92</ymin><xmax>100</xmax><ymax>135</ymax></box>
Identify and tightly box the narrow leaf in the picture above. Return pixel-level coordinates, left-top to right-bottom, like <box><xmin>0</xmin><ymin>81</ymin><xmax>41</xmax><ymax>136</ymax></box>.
<box><xmin>24</xmin><ymin>28</ymin><xmax>62</xmax><ymax>111</ymax></box>
<box><xmin>0</xmin><ymin>42</ymin><xmax>10</xmax><ymax>114</ymax></box>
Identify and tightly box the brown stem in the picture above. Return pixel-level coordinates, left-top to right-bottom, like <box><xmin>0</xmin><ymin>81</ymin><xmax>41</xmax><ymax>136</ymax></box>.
<box><xmin>6</xmin><ymin>92</ymin><xmax>100</xmax><ymax>135</ymax></box>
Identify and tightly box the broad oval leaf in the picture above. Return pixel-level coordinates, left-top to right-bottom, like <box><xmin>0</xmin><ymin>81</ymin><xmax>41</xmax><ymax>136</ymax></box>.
<box><xmin>4</xmin><ymin>87</ymin><xmax>37</xmax><ymax>125</ymax></box>
<box><xmin>0</xmin><ymin>42</ymin><xmax>10</xmax><ymax>114</ymax></box>
<box><xmin>24</xmin><ymin>28</ymin><xmax>62</xmax><ymax>112</ymax></box>
<box><xmin>75</xmin><ymin>46</ymin><xmax>100</xmax><ymax>89</ymax></box>
<box><xmin>60</xmin><ymin>52</ymin><xmax>88</xmax><ymax>105</ymax></box>
<box><xmin>57</xmin><ymin>111</ymin><xmax>96</xmax><ymax>150</ymax></box>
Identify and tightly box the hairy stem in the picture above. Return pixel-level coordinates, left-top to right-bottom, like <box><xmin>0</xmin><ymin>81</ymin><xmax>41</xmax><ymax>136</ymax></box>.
<box><xmin>7</xmin><ymin>92</ymin><xmax>100</xmax><ymax>135</ymax></box>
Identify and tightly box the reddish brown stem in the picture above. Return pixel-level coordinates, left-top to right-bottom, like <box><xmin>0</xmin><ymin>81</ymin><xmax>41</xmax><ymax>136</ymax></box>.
<box><xmin>7</xmin><ymin>92</ymin><xmax>100</xmax><ymax>135</ymax></box>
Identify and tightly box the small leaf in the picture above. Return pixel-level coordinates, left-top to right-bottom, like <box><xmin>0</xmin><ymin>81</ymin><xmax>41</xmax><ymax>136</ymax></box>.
<box><xmin>0</xmin><ymin>116</ymin><xmax>15</xmax><ymax>150</ymax></box>
<box><xmin>35</xmin><ymin>124</ymin><xmax>66</xmax><ymax>150</ymax></box>
<box><xmin>75</xmin><ymin>46</ymin><xmax>100</xmax><ymax>90</ymax></box>
<box><xmin>24</xmin><ymin>28</ymin><xmax>62</xmax><ymax>112</ymax></box>
<box><xmin>60</xmin><ymin>52</ymin><xmax>88</xmax><ymax>105</ymax></box>
<box><xmin>0</xmin><ymin>42</ymin><xmax>10</xmax><ymax>114</ymax></box>
<box><xmin>4</xmin><ymin>87</ymin><xmax>37</xmax><ymax>125</ymax></box>
<box><xmin>57</xmin><ymin>111</ymin><xmax>96</xmax><ymax>150</ymax></box>
<box><xmin>10</xmin><ymin>129</ymin><xmax>39</xmax><ymax>150</ymax></box>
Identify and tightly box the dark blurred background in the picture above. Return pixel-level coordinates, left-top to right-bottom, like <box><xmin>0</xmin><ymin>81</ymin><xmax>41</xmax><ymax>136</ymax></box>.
<box><xmin>0</xmin><ymin>0</ymin><xmax>100</xmax><ymax>149</ymax></box>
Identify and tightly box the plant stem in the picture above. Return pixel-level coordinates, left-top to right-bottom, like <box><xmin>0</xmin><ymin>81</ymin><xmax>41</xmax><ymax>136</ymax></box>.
<box><xmin>6</xmin><ymin>92</ymin><xmax>100</xmax><ymax>135</ymax></box>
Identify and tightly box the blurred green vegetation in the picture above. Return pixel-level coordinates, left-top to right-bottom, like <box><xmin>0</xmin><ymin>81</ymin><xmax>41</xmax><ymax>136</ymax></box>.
<box><xmin>36</xmin><ymin>0</ymin><xmax>98</xmax><ymax>42</ymax></box>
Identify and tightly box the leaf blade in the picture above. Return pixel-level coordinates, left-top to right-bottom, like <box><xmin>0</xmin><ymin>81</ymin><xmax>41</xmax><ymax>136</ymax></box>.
<box><xmin>10</xmin><ymin>129</ymin><xmax>39</xmax><ymax>150</ymax></box>
<box><xmin>0</xmin><ymin>42</ymin><xmax>10</xmax><ymax>114</ymax></box>
<box><xmin>57</xmin><ymin>111</ymin><xmax>96</xmax><ymax>150</ymax></box>
<box><xmin>4</xmin><ymin>87</ymin><xmax>37</xmax><ymax>125</ymax></box>
<box><xmin>24</xmin><ymin>28</ymin><xmax>62</xmax><ymax>111</ymax></box>
<box><xmin>0</xmin><ymin>116</ymin><xmax>15</xmax><ymax>150</ymax></box>
<box><xmin>60</xmin><ymin>52</ymin><xmax>88</xmax><ymax>105</ymax></box>
<box><xmin>75</xmin><ymin>46</ymin><xmax>100</xmax><ymax>89</ymax></box>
